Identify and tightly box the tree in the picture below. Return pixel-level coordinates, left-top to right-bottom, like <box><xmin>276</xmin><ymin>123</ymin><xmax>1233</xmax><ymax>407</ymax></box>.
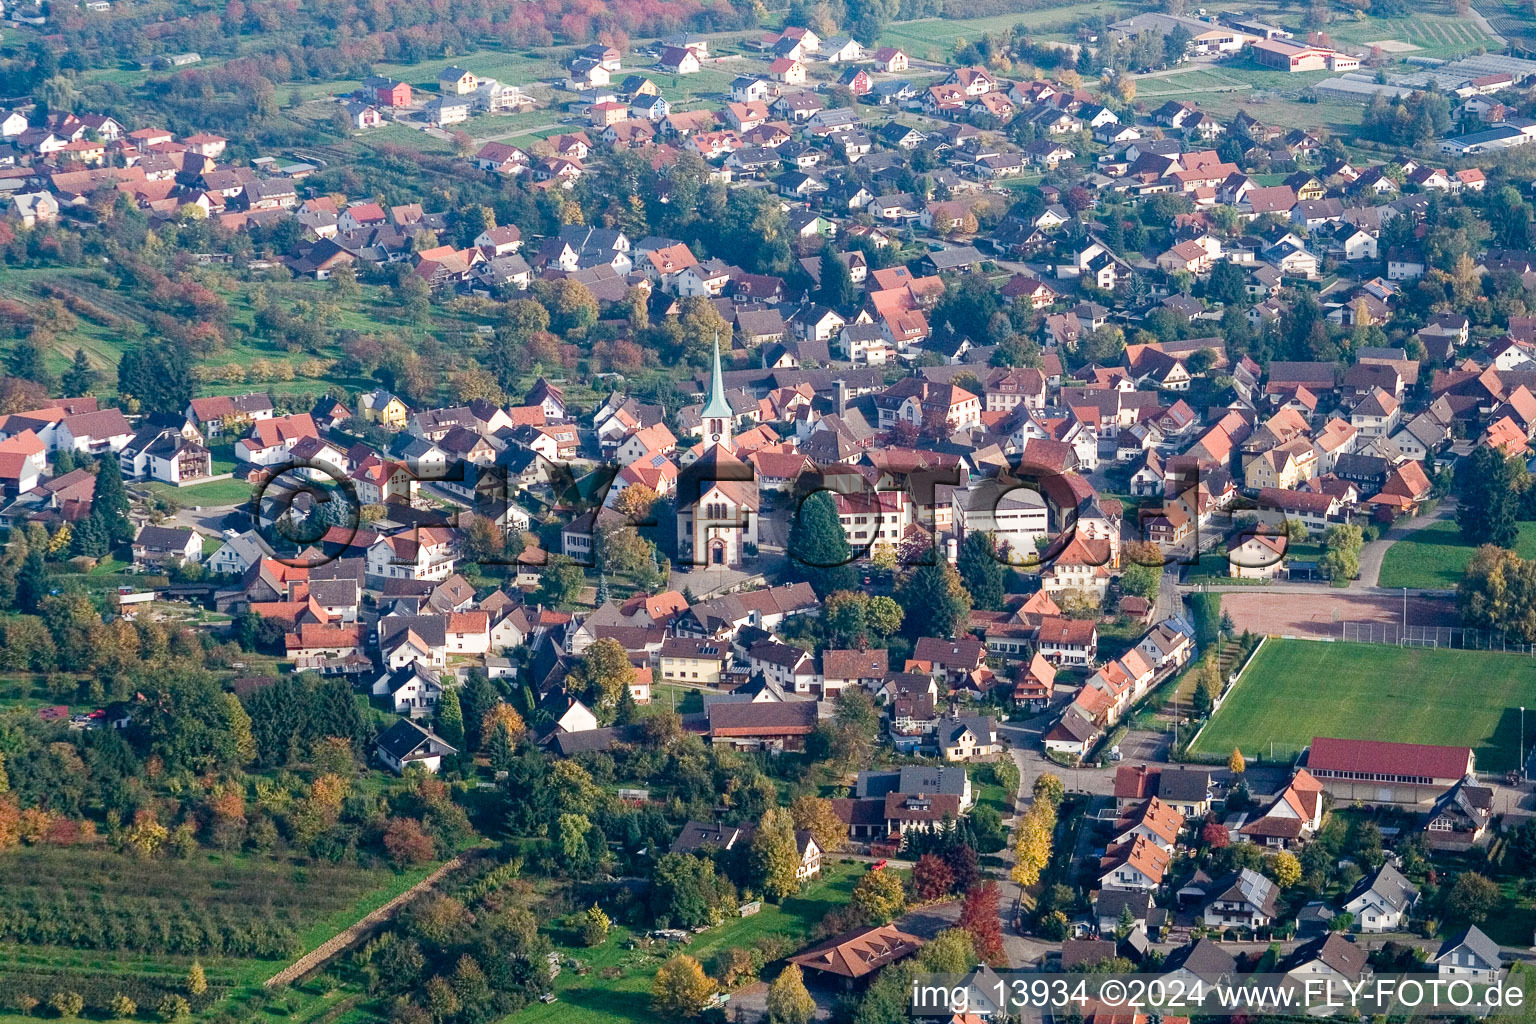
<box><xmin>157</xmin><ymin>995</ymin><xmax>190</xmax><ymax>1022</ymax></box>
<box><xmin>537</xmin><ymin>554</ymin><xmax>586</xmax><ymax>608</ymax></box>
<box><xmin>90</xmin><ymin>456</ymin><xmax>134</xmax><ymax>548</ymax></box>
<box><xmin>383</xmin><ymin>817</ymin><xmax>436</xmax><ymax>867</ymax></box>
<box><xmin>790</xmin><ymin>794</ymin><xmax>845</xmax><ymax>855</ymax></box>
<box><xmin>958</xmin><ymin>882</ymin><xmax>1005</xmax><ymax>964</ymax></box>
<box><xmin>767</xmin><ymin>964</ymin><xmax>816</xmax><ymax>1024</ymax></box>
<box><xmin>815</xmin><ymin>242</ymin><xmax>857</xmax><ymax>314</ymax></box>
<box><xmin>436</xmin><ymin>687</ymin><xmax>465</xmax><ymax>749</ymax></box>
<box><xmin>1119</xmin><ymin>555</ymin><xmax>1162</xmax><ymax>602</ymax></box>
<box><xmin>118</xmin><ymin>338</ymin><xmax>193</xmax><ymax>418</ymax></box>
<box><xmin>186</xmin><ymin>962</ymin><xmax>207</xmax><ymax>996</ymax></box>
<box><xmin>49</xmin><ymin>992</ymin><xmax>84</xmax><ymax>1019</ymax></box>
<box><xmin>1445</xmin><ymin>872</ymin><xmax>1500</xmax><ymax>923</ymax></box>
<box><xmin>1202</xmin><ymin>822</ymin><xmax>1230</xmax><ymax>849</ymax></box>
<box><xmin>1458</xmin><ymin>446</ymin><xmax>1519</xmax><ymax>548</ymax></box>
<box><xmin>957</xmin><ymin>531</ymin><xmax>1006</xmax><ymax>611</ymax></box>
<box><xmin>1228</xmin><ymin>749</ymin><xmax>1246</xmax><ymax>775</ymax></box>
<box><xmin>61</xmin><ymin>349</ymin><xmax>95</xmax><ymax>397</ymax></box>
<box><xmin>1034</xmin><ymin>774</ymin><xmax>1065</xmax><ymax>805</ymax></box>
<box><xmin>750</xmin><ymin>807</ymin><xmax>804</xmax><ymax>901</ymax></box>
<box><xmin>897</xmin><ymin>559</ymin><xmax>972</xmax><ymax>639</ymax></box>
<box><xmin>911</xmin><ymin>853</ymin><xmax>955</xmax><ymax>901</ymax></box>
<box><xmin>652</xmin><ymin>955</ymin><xmax>715</xmax><ymax>1018</ymax></box>
<box><xmin>1321</xmin><ymin>523</ymin><xmax>1363</xmax><ymax>582</ymax></box>
<box><xmin>788</xmin><ymin>490</ymin><xmax>856</xmax><ymax>597</ymax></box>
<box><xmin>581</xmin><ymin>903</ymin><xmax>611</xmax><ymax>947</ymax></box>
<box><xmin>851</xmin><ymin>868</ymin><xmax>907</xmax><ymax>924</ymax></box>
<box><xmin>1268</xmin><ymin>850</ymin><xmax>1301</xmax><ymax>889</ymax></box>
<box><xmin>569</xmin><ymin>637</ymin><xmax>636</xmax><ymax>720</ymax></box>
<box><xmin>109</xmin><ymin>994</ymin><xmax>137</xmax><ymax>1020</ymax></box>
<box><xmin>1012</xmin><ymin>799</ymin><xmax>1055</xmax><ymax>886</ymax></box>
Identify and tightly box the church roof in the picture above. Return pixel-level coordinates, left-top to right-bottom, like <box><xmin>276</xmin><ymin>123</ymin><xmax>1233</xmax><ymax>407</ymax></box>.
<box><xmin>701</xmin><ymin>335</ymin><xmax>735</xmax><ymax>421</ymax></box>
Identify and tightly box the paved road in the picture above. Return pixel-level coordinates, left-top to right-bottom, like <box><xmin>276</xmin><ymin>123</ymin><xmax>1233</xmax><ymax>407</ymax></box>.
<box><xmin>1354</xmin><ymin>497</ymin><xmax>1452</xmax><ymax>589</ymax></box>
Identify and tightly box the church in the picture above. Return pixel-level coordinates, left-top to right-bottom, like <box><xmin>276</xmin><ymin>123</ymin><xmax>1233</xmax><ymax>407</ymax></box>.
<box><xmin>676</xmin><ymin>341</ymin><xmax>760</xmax><ymax>568</ymax></box>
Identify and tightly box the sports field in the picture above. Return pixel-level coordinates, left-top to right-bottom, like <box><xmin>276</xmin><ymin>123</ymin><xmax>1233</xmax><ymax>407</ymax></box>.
<box><xmin>1190</xmin><ymin>639</ymin><xmax>1536</xmax><ymax>770</ymax></box>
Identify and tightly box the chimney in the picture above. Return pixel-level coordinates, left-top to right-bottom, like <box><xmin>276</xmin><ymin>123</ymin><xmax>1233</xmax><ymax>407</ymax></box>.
<box><xmin>834</xmin><ymin>378</ymin><xmax>847</xmax><ymax>418</ymax></box>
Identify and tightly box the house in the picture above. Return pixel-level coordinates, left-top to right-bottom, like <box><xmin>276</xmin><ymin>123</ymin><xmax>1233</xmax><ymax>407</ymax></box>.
<box><xmin>375</xmin><ymin>718</ymin><xmax>457</xmax><ymax>774</ymax></box>
<box><xmin>1113</xmin><ymin>797</ymin><xmax>1185</xmax><ymax>852</ymax></box>
<box><xmin>1036</xmin><ymin>616</ymin><xmax>1097</xmax><ymax>666</ymax></box>
<box><xmin>1228</xmin><ymin>530</ymin><xmax>1287</xmax><ymax>579</ymax></box>
<box><xmin>1431</xmin><ymin>926</ymin><xmax>1501</xmax><ymax>983</ymax></box>
<box><xmin>132</xmin><ymin>525</ymin><xmax>203</xmax><ymax>567</ymax></box>
<box><xmin>372</xmin><ymin>663</ymin><xmax>444</xmax><ymax>717</ymax></box>
<box><xmin>937</xmin><ymin>714</ymin><xmax>1001</xmax><ymax>761</ymax></box>
<box><xmin>8</xmin><ymin>192</ymin><xmax>59</xmax><ymax>228</ymax></box>
<box><xmin>360</xmin><ymin>390</ymin><xmax>409</xmax><ymax>431</ymax></box>
<box><xmin>1423</xmin><ymin>775</ymin><xmax>1494</xmax><ymax>850</ymax></box>
<box><xmin>1162</xmin><ymin>939</ymin><xmax>1236</xmax><ymax>988</ymax></box>
<box><xmin>1099</xmin><ymin>835</ymin><xmax>1170</xmax><ymax>892</ymax></box>
<box><xmin>1238</xmin><ymin>768</ymin><xmax>1324</xmax><ymax>848</ymax></box>
<box><xmin>660</xmin><ymin>46</ymin><xmax>703</xmax><ymax>74</ymax></box>
<box><xmin>1282</xmin><ymin>933</ymin><xmax>1370</xmax><ymax>1005</ymax></box>
<box><xmin>1342</xmin><ymin>863</ymin><xmax>1419</xmax><ymax>933</ymax></box>
<box><xmin>873</xmin><ymin>47</ymin><xmax>909</xmax><ymax>72</ymax></box>
<box><xmin>1202</xmin><ymin>868</ymin><xmax>1280</xmax><ymax>930</ymax></box>
<box><xmin>56</xmin><ymin>409</ymin><xmax>134</xmax><ymax>455</ymax></box>
<box><xmin>706</xmin><ymin>701</ymin><xmax>818</xmax><ymax>751</ymax></box>
<box><xmin>187</xmin><ymin>392</ymin><xmax>275</xmax><ymax>437</ymax></box>
<box><xmin>438</xmin><ymin>66</ymin><xmax>477</xmax><ymax>94</ymax></box>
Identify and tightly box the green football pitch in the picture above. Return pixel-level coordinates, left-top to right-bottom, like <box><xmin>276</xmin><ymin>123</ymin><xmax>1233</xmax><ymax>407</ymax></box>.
<box><xmin>1190</xmin><ymin>639</ymin><xmax>1536</xmax><ymax>772</ymax></box>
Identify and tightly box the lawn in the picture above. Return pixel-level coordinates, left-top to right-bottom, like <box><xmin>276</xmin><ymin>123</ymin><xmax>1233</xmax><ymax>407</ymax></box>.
<box><xmin>1379</xmin><ymin>520</ymin><xmax>1536</xmax><ymax>590</ymax></box>
<box><xmin>144</xmin><ymin>478</ymin><xmax>256</xmax><ymax>507</ymax></box>
<box><xmin>1189</xmin><ymin>639</ymin><xmax>1536</xmax><ymax>770</ymax></box>
<box><xmin>512</xmin><ymin>861</ymin><xmax>863</xmax><ymax>1024</ymax></box>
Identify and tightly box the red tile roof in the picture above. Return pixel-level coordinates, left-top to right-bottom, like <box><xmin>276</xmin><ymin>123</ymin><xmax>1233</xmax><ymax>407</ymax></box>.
<box><xmin>1308</xmin><ymin>737</ymin><xmax>1471</xmax><ymax>781</ymax></box>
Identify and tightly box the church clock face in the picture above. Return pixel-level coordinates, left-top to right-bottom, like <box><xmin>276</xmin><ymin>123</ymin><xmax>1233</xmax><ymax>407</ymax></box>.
<box><xmin>711</xmin><ymin>432</ymin><xmax>722</xmax><ymax>442</ymax></box>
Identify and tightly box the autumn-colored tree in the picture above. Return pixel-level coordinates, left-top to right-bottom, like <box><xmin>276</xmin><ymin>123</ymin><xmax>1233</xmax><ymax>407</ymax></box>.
<box><xmin>652</xmin><ymin>955</ymin><xmax>715</xmax><ymax>1018</ymax></box>
<box><xmin>382</xmin><ymin>817</ymin><xmax>436</xmax><ymax>867</ymax></box>
<box><xmin>581</xmin><ymin>903</ymin><xmax>611</xmax><ymax>947</ymax></box>
<box><xmin>186</xmin><ymin>962</ymin><xmax>207</xmax><ymax>997</ymax></box>
<box><xmin>1033</xmin><ymin>773</ymin><xmax>1065</xmax><ymax>806</ymax></box>
<box><xmin>750</xmin><ymin>807</ymin><xmax>803</xmax><ymax>901</ymax></box>
<box><xmin>911</xmin><ymin>853</ymin><xmax>955</xmax><ymax>901</ymax></box>
<box><xmin>1202</xmin><ymin>822</ymin><xmax>1230</xmax><ymax>849</ymax></box>
<box><xmin>766</xmin><ymin>963</ymin><xmax>816</xmax><ymax>1024</ymax></box>
<box><xmin>789</xmin><ymin>794</ymin><xmax>845</xmax><ymax>855</ymax></box>
<box><xmin>851</xmin><ymin>867</ymin><xmax>907</xmax><ymax>924</ymax></box>
<box><xmin>958</xmin><ymin>882</ymin><xmax>1005</xmax><ymax>964</ymax></box>
<box><xmin>1011</xmin><ymin>802</ymin><xmax>1053</xmax><ymax>887</ymax></box>
<box><xmin>480</xmin><ymin>704</ymin><xmax>525</xmax><ymax>750</ymax></box>
<box><xmin>1269</xmin><ymin>850</ymin><xmax>1302</xmax><ymax>889</ymax></box>
<box><xmin>1228</xmin><ymin>749</ymin><xmax>1246</xmax><ymax>775</ymax></box>
<box><xmin>613</xmin><ymin>483</ymin><xmax>660</xmax><ymax>523</ymax></box>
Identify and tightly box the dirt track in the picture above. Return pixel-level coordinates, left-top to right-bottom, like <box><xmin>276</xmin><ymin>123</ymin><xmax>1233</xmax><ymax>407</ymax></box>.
<box><xmin>263</xmin><ymin>852</ymin><xmax>475</xmax><ymax>988</ymax></box>
<box><xmin>1218</xmin><ymin>591</ymin><xmax>1457</xmax><ymax>639</ymax></box>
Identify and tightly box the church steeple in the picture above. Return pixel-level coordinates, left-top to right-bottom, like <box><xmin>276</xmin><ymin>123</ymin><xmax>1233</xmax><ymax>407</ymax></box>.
<box><xmin>700</xmin><ymin>334</ymin><xmax>734</xmax><ymax>452</ymax></box>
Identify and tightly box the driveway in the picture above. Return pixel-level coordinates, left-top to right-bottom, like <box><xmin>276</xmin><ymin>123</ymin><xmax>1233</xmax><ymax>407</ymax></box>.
<box><xmin>1354</xmin><ymin>497</ymin><xmax>1452</xmax><ymax>588</ymax></box>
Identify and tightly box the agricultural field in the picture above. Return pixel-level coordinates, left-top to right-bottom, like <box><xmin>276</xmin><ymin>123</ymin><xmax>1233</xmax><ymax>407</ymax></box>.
<box><xmin>0</xmin><ymin>847</ymin><xmax>441</xmax><ymax>1022</ymax></box>
<box><xmin>876</xmin><ymin>1</ymin><xmax>1133</xmax><ymax>55</ymax></box>
<box><xmin>1325</xmin><ymin>13</ymin><xmax>1495</xmax><ymax>59</ymax></box>
<box><xmin>1378</xmin><ymin>520</ymin><xmax>1536</xmax><ymax>590</ymax></box>
<box><xmin>1190</xmin><ymin>639</ymin><xmax>1536</xmax><ymax>769</ymax></box>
